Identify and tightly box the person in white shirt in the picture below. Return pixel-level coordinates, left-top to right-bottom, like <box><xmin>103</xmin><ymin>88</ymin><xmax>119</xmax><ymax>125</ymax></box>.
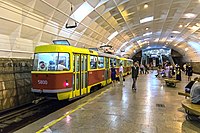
<box><xmin>190</xmin><ymin>78</ymin><xmax>200</xmax><ymax>104</ymax></box>
<box><xmin>119</xmin><ymin>63</ymin><xmax>123</xmax><ymax>84</ymax></box>
<box><xmin>58</xmin><ymin>60</ymin><xmax>66</xmax><ymax>70</ymax></box>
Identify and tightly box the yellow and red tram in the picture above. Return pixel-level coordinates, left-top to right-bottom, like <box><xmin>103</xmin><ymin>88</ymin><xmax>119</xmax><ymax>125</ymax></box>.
<box><xmin>31</xmin><ymin>43</ymin><xmax>133</xmax><ymax>100</ymax></box>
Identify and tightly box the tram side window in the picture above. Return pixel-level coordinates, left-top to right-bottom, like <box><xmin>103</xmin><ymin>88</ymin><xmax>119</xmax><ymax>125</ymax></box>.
<box><xmin>90</xmin><ymin>55</ymin><xmax>97</xmax><ymax>69</ymax></box>
<box><xmin>110</xmin><ymin>58</ymin><xmax>113</xmax><ymax>67</ymax></box>
<box><xmin>116</xmin><ymin>59</ymin><xmax>120</xmax><ymax>67</ymax></box>
<box><xmin>127</xmin><ymin>61</ymin><xmax>130</xmax><ymax>67</ymax></box>
<box><xmin>124</xmin><ymin>61</ymin><xmax>127</xmax><ymax>67</ymax></box>
<box><xmin>98</xmin><ymin>56</ymin><xmax>104</xmax><ymax>68</ymax></box>
<box><xmin>120</xmin><ymin>60</ymin><xmax>124</xmax><ymax>67</ymax></box>
<box><xmin>129</xmin><ymin>61</ymin><xmax>132</xmax><ymax>66</ymax></box>
<box><xmin>110</xmin><ymin>58</ymin><xmax>116</xmax><ymax>67</ymax></box>
<box><xmin>113</xmin><ymin>58</ymin><xmax>116</xmax><ymax>66</ymax></box>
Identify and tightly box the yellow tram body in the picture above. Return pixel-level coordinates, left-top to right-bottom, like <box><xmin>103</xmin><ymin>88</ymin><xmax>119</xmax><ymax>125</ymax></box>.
<box><xmin>32</xmin><ymin>44</ymin><xmax>133</xmax><ymax>100</ymax></box>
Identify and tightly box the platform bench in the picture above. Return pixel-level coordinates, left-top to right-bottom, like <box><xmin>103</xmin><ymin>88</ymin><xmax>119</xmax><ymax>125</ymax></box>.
<box><xmin>164</xmin><ymin>79</ymin><xmax>179</xmax><ymax>87</ymax></box>
<box><xmin>182</xmin><ymin>99</ymin><xmax>200</xmax><ymax>120</ymax></box>
<box><xmin>178</xmin><ymin>91</ymin><xmax>190</xmax><ymax>98</ymax></box>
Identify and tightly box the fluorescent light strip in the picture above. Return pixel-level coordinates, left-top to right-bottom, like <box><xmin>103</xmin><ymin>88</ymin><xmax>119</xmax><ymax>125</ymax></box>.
<box><xmin>108</xmin><ymin>31</ymin><xmax>118</xmax><ymax>41</ymax></box>
<box><xmin>119</xmin><ymin>41</ymin><xmax>128</xmax><ymax>49</ymax></box>
<box><xmin>183</xmin><ymin>13</ymin><xmax>197</xmax><ymax>18</ymax></box>
<box><xmin>140</xmin><ymin>16</ymin><xmax>154</xmax><ymax>24</ymax></box>
<box><xmin>143</xmin><ymin>32</ymin><xmax>152</xmax><ymax>36</ymax></box>
<box><xmin>172</xmin><ymin>31</ymin><xmax>180</xmax><ymax>34</ymax></box>
<box><xmin>71</xmin><ymin>2</ymin><xmax>94</xmax><ymax>23</ymax></box>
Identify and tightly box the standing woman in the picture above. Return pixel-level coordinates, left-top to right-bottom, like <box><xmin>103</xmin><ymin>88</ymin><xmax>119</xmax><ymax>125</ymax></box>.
<box><xmin>176</xmin><ymin>65</ymin><xmax>181</xmax><ymax>81</ymax></box>
<box><xmin>187</xmin><ymin>64</ymin><xmax>193</xmax><ymax>81</ymax></box>
<box><xmin>111</xmin><ymin>64</ymin><xmax>117</xmax><ymax>86</ymax></box>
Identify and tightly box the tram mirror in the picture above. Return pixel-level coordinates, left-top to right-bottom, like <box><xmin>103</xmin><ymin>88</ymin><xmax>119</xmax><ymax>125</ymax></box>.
<box><xmin>66</xmin><ymin>22</ymin><xmax>77</xmax><ymax>28</ymax></box>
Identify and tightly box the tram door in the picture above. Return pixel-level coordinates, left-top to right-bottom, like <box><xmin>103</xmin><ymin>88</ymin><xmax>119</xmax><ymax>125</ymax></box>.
<box><xmin>104</xmin><ymin>57</ymin><xmax>109</xmax><ymax>84</ymax></box>
<box><xmin>73</xmin><ymin>54</ymin><xmax>88</xmax><ymax>97</ymax></box>
<box><xmin>81</xmin><ymin>55</ymin><xmax>88</xmax><ymax>94</ymax></box>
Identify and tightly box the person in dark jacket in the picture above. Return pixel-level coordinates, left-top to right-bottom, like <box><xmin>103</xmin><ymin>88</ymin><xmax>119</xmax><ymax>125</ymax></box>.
<box><xmin>187</xmin><ymin>65</ymin><xmax>193</xmax><ymax>81</ymax></box>
<box><xmin>185</xmin><ymin>77</ymin><xmax>199</xmax><ymax>93</ymax></box>
<box><xmin>132</xmin><ymin>62</ymin><xmax>139</xmax><ymax>91</ymax></box>
<box><xmin>111</xmin><ymin>64</ymin><xmax>116</xmax><ymax>86</ymax></box>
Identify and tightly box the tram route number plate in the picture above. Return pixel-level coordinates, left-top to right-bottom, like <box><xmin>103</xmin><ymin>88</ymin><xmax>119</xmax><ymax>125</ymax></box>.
<box><xmin>38</xmin><ymin>80</ymin><xmax>48</xmax><ymax>85</ymax></box>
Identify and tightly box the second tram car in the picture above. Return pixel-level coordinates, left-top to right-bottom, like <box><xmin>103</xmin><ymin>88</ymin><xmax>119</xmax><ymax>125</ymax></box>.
<box><xmin>31</xmin><ymin>42</ymin><xmax>133</xmax><ymax>100</ymax></box>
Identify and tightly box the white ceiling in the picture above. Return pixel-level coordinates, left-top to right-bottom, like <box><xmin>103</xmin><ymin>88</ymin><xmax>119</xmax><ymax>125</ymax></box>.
<box><xmin>0</xmin><ymin>0</ymin><xmax>200</xmax><ymax>61</ymax></box>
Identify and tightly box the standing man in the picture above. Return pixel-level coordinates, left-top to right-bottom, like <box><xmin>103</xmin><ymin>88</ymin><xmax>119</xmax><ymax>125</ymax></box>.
<box><xmin>187</xmin><ymin>64</ymin><xmax>193</xmax><ymax>81</ymax></box>
<box><xmin>132</xmin><ymin>61</ymin><xmax>139</xmax><ymax>91</ymax></box>
<box><xmin>119</xmin><ymin>63</ymin><xmax>124</xmax><ymax>84</ymax></box>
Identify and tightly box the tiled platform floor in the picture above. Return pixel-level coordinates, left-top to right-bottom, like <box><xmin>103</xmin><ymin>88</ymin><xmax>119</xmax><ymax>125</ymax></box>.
<box><xmin>15</xmin><ymin>71</ymin><xmax>200</xmax><ymax>133</ymax></box>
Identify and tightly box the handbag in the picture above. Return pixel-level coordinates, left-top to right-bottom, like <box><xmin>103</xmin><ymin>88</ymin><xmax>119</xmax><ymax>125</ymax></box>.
<box><xmin>123</xmin><ymin>77</ymin><xmax>125</xmax><ymax>81</ymax></box>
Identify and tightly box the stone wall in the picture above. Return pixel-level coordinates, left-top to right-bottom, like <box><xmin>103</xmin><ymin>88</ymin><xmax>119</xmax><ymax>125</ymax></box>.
<box><xmin>0</xmin><ymin>58</ymin><xmax>34</xmax><ymax>110</ymax></box>
<box><xmin>189</xmin><ymin>62</ymin><xmax>200</xmax><ymax>74</ymax></box>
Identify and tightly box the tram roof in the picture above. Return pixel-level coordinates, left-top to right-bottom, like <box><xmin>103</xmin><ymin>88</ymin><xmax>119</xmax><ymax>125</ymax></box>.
<box><xmin>35</xmin><ymin>44</ymin><xmax>98</xmax><ymax>55</ymax></box>
<box><xmin>97</xmin><ymin>51</ymin><xmax>119</xmax><ymax>59</ymax></box>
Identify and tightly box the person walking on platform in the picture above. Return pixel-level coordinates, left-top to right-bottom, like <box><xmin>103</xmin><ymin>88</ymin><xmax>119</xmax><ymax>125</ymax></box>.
<box><xmin>111</xmin><ymin>64</ymin><xmax>116</xmax><ymax>87</ymax></box>
<box><xmin>187</xmin><ymin>64</ymin><xmax>193</xmax><ymax>81</ymax></box>
<box><xmin>144</xmin><ymin>64</ymin><xmax>149</xmax><ymax>74</ymax></box>
<box><xmin>185</xmin><ymin>64</ymin><xmax>189</xmax><ymax>75</ymax></box>
<box><xmin>183</xmin><ymin>63</ymin><xmax>186</xmax><ymax>73</ymax></box>
<box><xmin>140</xmin><ymin>64</ymin><xmax>144</xmax><ymax>74</ymax></box>
<box><xmin>132</xmin><ymin>62</ymin><xmax>139</xmax><ymax>91</ymax></box>
<box><xmin>119</xmin><ymin>63</ymin><xmax>123</xmax><ymax>84</ymax></box>
<box><xmin>175</xmin><ymin>65</ymin><xmax>181</xmax><ymax>81</ymax></box>
<box><xmin>171</xmin><ymin>65</ymin><xmax>176</xmax><ymax>76</ymax></box>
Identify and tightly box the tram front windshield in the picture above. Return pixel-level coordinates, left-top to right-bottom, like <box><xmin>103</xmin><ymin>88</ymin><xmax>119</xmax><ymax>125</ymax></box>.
<box><xmin>33</xmin><ymin>53</ymin><xmax>70</xmax><ymax>71</ymax></box>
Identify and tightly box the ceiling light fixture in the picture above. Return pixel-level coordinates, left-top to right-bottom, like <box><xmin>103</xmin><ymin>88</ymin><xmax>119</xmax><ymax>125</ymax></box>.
<box><xmin>144</xmin><ymin>4</ymin><xmax>148</xmax><ymax>9</ymax></box>
<box><xmin>179</xmin><ymin>25</ymin><xmax>183</xmax><ymax>28</ymax></box>
<box><xmin>71</xmin><ymin>2</ymin><xmax>94</xmax><ymax>23</ymax></box>
<box><xmin>108</xmin><ymin>31</ymin><xmax>118</xmax><ymax>41</ymax></box>
<box><xmin>140</xmin><ymin>16</ymin><xmax>154</xmax><ymax>24</ymax></box>
<box><xmin>172</xmin><ymin>31</ymin><xmax>180</xmax><ymax>34</ymax></box>
<box><xmin>145</xmin><ymin>27</ymin><xmax>149</xmax><ymax>30</ymax></box>
<box><xmin>183</xmin><ymin>13</ymin><xmax>197</xmax><ymax>18</ymax></box>
<box><xmin>143</xmin><ymin>32</ymin><xmax>152</xmax><ymax>36</ymax></box>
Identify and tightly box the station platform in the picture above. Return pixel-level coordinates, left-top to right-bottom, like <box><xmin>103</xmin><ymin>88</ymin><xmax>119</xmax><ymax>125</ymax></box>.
<box><xmin>15</xmin><ymin>71</ymin><xmax>200</xmax><ymax>133</ymax></box>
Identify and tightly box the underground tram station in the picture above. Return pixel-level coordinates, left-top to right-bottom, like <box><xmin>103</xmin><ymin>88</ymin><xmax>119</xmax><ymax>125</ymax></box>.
<box><xmin>0</xmin><ymin>0</ymin><xmax>199</xmax><ymax>132</ymax></box>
